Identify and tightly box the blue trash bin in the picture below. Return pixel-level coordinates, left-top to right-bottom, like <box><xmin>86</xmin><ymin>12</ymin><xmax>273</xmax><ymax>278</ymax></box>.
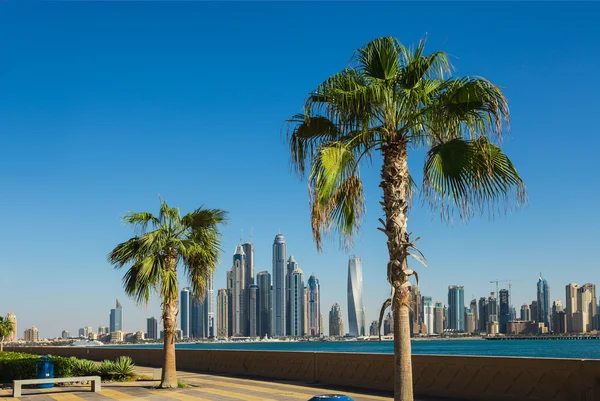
<box><xmin>36</xmin><ymin>356</ymin><xmax>54</xmax><ymax>389</ymax></box>
<box><xmin>308</xmin><ymin>395</ymin><xmax>354</xmax><ymax>401</ymax></box>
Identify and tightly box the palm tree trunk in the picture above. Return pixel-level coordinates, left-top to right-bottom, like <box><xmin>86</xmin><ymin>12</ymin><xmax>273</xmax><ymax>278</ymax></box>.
<box><xmin>381</xmin><ymin>141</ymin><xmax>414</xmax><ymax>401</ymax></box>
<box><xmin>160</xmin><ymin>255</ymin><xmax>179</xmax><ymax>388</ymax></box>
<box><xmin>1</xmin><ymin>338</ymin><xmax>4</xmax><ymax>353</ymax></box>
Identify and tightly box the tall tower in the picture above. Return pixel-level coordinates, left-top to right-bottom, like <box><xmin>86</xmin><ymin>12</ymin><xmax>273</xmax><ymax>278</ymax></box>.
<box><xmin>109</xmin><ymin>300</ymin><xmax>123</xmax><ymax>333</ymax></box>
<box><xmin>478</xmin><ymin>297</ymin><xmax>488</xmax><ymax>332</ymax></box>
<box><xmin>232</xmin><ymin>245</ymin><xmax>246</xmax><ymax>336</ymax></box>
<box><xmin>216</xmin><ymin>289</ymin><xmax>229</xmax><ymax>338</ymax></box>
<box><xmin>272</xmin><ymin>233</ymin><xmax>286</xmax><ymax>337</ymax></box>
<box><xmin>566</xmin><ymin>283</ymin><xmax>580</xmax><ymax>332</ymax></box>
<box><xmin>433</xmin><ymin>302</ymin><xmax>444</xmax><ymax>334</ymax></box>
<box><xmin>422</xmin><ymin>296</ymin><xmax>434</xmax><ymax>335</ymax></box>
<box><xmin>447</xmin><ymin>286</ymin><xmax>465</xmax><ymax>331</ymax></box>
<box><xmin>286</xmin><ymin>255</ymin><xmax>298</xmax><ymax>335</ymax></box>
<box><xmin>537</xmin><ymin>273</ymin><xmax>551</xmax><ymax>330</ymax></box>
<box><xmin>256</xmin><ymin>271</ymin><xmax>272</xmax><ymax>338</ymax></box>
<box><xmin>180</xmin><ymin>288</ymin><xmax>190</xmax><ymax>338</ymax></box>
<box><xmin>577</xmin><ymin>283</ymin><xmax>597</xmax><ymax>333</ymax></box>
<box><xmin>329</xmin><ymin>303</ymin><xmax>344</xmax><ymax>336</ymax></box>
<box><xmin>248</xmin><ymin>284</ymin><xmax>259</xmax><ymax>337</ymax></box>
<box><xmin>520</xmin><ymin>304</ymin><xmax>531</xmax><ymax>321</ymax></box>
<box><xmin>242</xmin><ymin>242</ymin><xmax>254</xmax><ymax>336</ymax></box>
<box><xmin>289</xmin><ymin>266</ymin><xmax>305</xmax><ymax>336</ymax></box>
<box><xmin>307</xmin><ymin>275</ymin><xmax>321</xmax><ymax>336</ymax></box>
<box><xmin>226</xmin><ymin>270</ymin><xmax>233</xmax><ymax>337</ymax></box>
<box><xmin>347</xmin><ymin>256</ymin><xmax>365</xmax><ymax>336</ymax></box>
<box><xmin>146</xmin><ymin>317</ymin><xmax>158</xmax><ymax>340</ymax></box>
<box><xmin>6</xmin><ymin>312</ymin><xmax>17</xmax><ymax>342</ymax></box>
<box><xmin>499</xmin><ymin>289</ymin><xmax>510</xmax><ymax>334</ymax></box>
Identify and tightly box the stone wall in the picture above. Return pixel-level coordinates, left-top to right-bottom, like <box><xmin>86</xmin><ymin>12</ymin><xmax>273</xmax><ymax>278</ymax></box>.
<box><xmin>7</xmin><ymin>346</ymin><xmax>599</xmax><ymax>401</ymax></box>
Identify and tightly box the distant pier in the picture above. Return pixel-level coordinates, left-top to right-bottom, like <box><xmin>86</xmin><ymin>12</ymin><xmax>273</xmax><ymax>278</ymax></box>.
<box><xmin>485</xmin><ymin>335</ymin><xmax>600</xmax><ymax>340</ymax></box>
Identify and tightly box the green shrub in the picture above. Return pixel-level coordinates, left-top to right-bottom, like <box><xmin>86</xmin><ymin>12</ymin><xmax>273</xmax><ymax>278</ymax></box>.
<box><xmin>98</xmin><ymin>360</ymin><xmax>116</xmax><ymax>378</ymax></box>
<box><xmin>70</xmin><ymin>358</ymin><xmax>98</xmax><ymax>377</ymax></box>
<box><xmin>111</xmin><ymin>356</ymin><xmax>134</xmax><ymax>380</ymax></box>
<box><xmin>51</xmin><ymin>356</ymin><xmax>72</xmax><ymax>378</ymax></box>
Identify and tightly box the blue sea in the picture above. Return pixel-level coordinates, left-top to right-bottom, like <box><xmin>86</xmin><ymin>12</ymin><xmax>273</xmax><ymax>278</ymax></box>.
<box><xmin>111</xmin><ymin>339</ymin><xmax>600</xmax><ymax>359</ymax></box>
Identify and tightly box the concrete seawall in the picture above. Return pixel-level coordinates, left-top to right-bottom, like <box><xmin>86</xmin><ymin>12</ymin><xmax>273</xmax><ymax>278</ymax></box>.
<box><xmin>6</xmin><ymin>346</ymin><xmax>599</xmax><ymax>401</ymax></box>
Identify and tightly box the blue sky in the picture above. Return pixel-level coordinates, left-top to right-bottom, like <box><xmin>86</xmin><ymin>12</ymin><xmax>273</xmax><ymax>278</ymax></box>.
<box><xmin>1</xmin><ymin>2</ymin><xmax>599</xmax><ymax>338</ymax></box>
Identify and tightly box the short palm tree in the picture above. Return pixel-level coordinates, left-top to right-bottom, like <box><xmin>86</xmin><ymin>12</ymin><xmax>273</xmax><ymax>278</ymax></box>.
<box><xmin>0</xmin><ymin>316</ymin><xmax>15</xmax><ymax>352</ymax></box>
<box><xmin>108</xmin><ymin>200</ymin><xmax>227</xmax><ymax>388</ymax></box>
<box><xmin>286</xmin><ymin>37</ymin><xmax>526</xmax><ymax>401</ymax></box>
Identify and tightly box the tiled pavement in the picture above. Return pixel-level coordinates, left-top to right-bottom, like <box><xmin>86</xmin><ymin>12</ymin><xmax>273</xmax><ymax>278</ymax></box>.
<box><xmin>0</xmin><ymin>367</ymin><xmax>398</xmax><ymax>401</ymax></box>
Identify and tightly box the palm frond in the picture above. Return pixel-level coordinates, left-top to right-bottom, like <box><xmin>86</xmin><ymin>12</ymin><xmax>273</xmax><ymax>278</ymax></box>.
<box><xmin>356</xmin><ymin>36</ymin><xmax>404</xmax><ymax>81</ymax></box>
<box><xmin>423</xmin><ymin>137</ymin><xmax>526</xmax><ymax>220</ymax></box>
<box><xmin>397</xmin><ymin>37</ymin><xmax>451</xmax><ymax>89</ymax></box>
<box><xmin>122</xmin><ymin>256</ymin><xmax>163</xmax><ymax>305</ymax></box>
<box><xmin>122</xmin><ymin>212</ymin><xmax>159</xmax><ymax>233</ymax></box>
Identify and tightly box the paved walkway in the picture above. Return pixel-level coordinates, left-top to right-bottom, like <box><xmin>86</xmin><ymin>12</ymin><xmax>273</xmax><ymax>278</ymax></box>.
<box><xmin>0</xmin><ymin>366</ymin><xmax>397</xmax><ymax>401</ymax></box>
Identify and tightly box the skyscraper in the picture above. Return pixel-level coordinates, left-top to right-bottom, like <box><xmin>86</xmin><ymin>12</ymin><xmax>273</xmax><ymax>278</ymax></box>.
<box><xmin>469</xmin><ymin>299</ymin><xmax>478</xmax><ymax>333</ymax></box>
<box><xmin>576</xmin><ymin>283</ymin><xmax>597</xmax><ymax>333</ymax></box>
<box><xmin>410</xmin><ymin>287</ymin><xmax>422</xmax><ymax>335</ymax></box>
<box><xmin>256</xmin><ymin>271</ymin><xmax>272</xmax><ymax>338</ymax></box>
<box><xmin>447</xmin><ymin>285</ymin><xmax>465</xmax><ymax>331</ymax></box>
<box><xmin>6</xmin><ymin>312</ymin><xmax>17</xmax><ymax>342</ymax></box>
<box><xmin>289</xmin><ymin>266</ymin><xmax>305</xmax><ymax>337</ymax></box>
<box><xmin>191</xmin><ymin>274</ymin><xmax>215</xmax><ymax>339</ymax></box>
<box><xmin>232</xmin><ymin>245</ymin><xmax>246</xmax><ymax>336</ymax></box>
<box><xmin>61</xmin><ymin>330</ymin><xmax>69</xmax><ymax>339</ymax></box>
<box><xmin>433</xmin><ymin>302</ymin><xmax>444</xmax><ymax>334</ymax></box>
<box><xmin>109</xmin><ymin>299</ymin><xmax>123</xmax><ymax>333</ymax></box>
<box><xmin>286</xmin><ymin>255</ymin><xmax>299</xmax><ymax>335</ymax></box>
<box><xmin>537</xmin><ymin>273</ymin><xmax>551</xmax><ymax>330</ymax></box>
<box><xmin>499</xmin><ymin>289</ymin><xmax>510</xmax><ymax>334</ymax></box>
<box><xmin>329</xmin><ymin>303</ymin><xmax>344</xmax><ymax>336</ymax></box>
<box><xmin>307</xmin><ymin>275</ymin><xmax>321</xmax><ymax>336</ymax></box>
<box><xmin>552</xmin><ymin>300</ymin><xmax>567</xmax><ymax>333</ymax></box>
<box><xmin>530</xmin><ymin>301</ymin><xmax>538</xmax><ymax>323</ymax></box>
<box><xmin>147</xmin><ymin>317</ymin><xmax>158</xmax><ymax>340</ymax></box>
<box><xmin>478</xmin><ymin>297</ymin><xmax>488</xmax><ymax>332</ymax></box>
<box><xmin>242</xmin><ymin>242</ymin><xmax>254</xmax><ymax>335</ymax></box>
<box><xmin>206</xmin><ymin>273</ymin><xmax>215</xmax><ymax>337</ymax></box>
<box><xmin>24</xmin><ymin>327</ymin><xmax>38</xmax><ymax>342</ymax></box>
<box><xmin>226</xmin><ymin>270</ymin><xmax>233</xmax><ymax>337</ymax></box>
<box><xmin>347</xmin><ymin>256</ymin><xmax>365</xmax><ymax>336</ymax></box>
<box><xmin>272</xmin><ymin>233</ymin><xmax>286</xmax><ymax>337</ymax></box>
<box><xmin>520</xmin><ymin>304</ymin><xmax>531</xmax><ymax>321</ymax></box>
<box><xmin>422</xmin><ymin>296</ymin><xmax>434</xmax><ymax>335</ymax></box>
<box><xmin>181</xmin><ymin>288</ymin><xmax>190</xmax><ymax>338</ymax></box>
<box><xmin>465</xmin><ymin>309</ymin><xmax>475</xmax><ymax>333</ymax></box>
<box><xmin>248</xmin><ymin>284</ymin><xmax>259</xmax><ymax>337</ymax></box>
<box><xmin>566</xmin><ymin>283</ymin><xmax>580</xmax><ymax>332</ymax></box>
<box><xmin>216</xmin><ymin>289</ymin><xmax>228</xmax><ymax>338</ymax></box>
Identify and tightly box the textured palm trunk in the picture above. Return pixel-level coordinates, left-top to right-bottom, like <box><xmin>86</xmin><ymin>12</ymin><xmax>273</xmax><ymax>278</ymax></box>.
<box><xmin>381</xmin><ymin>141</ymin><xmax>414</xmax><ymax>401</ymax></box>
<box><xmin>160</xmin><ymin>254</ymin><xmax>179</xmax><ymax>388</ymax></box>
<box><xmin>0</xmin><ymin>338</ymin><xmax>4</xmax><ymax>352</ymax></box>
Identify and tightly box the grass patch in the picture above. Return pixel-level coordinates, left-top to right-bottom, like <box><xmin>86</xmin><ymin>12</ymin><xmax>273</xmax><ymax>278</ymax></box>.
<box><xmin>177</xmin><ymin>380</ymin><xmax>190</xmax><ymax>388</ymax></box>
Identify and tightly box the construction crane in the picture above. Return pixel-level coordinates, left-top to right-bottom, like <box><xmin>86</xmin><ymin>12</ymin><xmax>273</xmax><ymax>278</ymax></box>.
<box><xmin>490</xmin><ymin>279</ymin><xmax>514</xmax><ymax>306</ymax></box>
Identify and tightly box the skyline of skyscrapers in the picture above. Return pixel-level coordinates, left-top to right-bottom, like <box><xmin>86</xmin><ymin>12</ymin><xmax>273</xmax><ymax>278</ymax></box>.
<box><xmin>347</xmin><ymin>256</ymin><xmax>365</xmax><ymax>336</ymax></box>
<box><xmin>109</xmin><ymin>299</ymin><xmax>122</xmax><ymax>333</ymax></box>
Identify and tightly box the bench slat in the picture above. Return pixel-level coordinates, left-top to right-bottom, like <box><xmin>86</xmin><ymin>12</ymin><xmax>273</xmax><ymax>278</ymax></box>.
<box><xmin>14</xmin><ymin>376</ymin><xmax>100</xmax><ymax>384</ymax></box>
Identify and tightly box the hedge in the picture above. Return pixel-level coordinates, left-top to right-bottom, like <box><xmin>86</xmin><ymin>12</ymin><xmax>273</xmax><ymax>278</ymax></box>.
<box><xmin>0</xmin><ymin>353</ymin><xmax>71</xmax><ymax>383</ymax></box>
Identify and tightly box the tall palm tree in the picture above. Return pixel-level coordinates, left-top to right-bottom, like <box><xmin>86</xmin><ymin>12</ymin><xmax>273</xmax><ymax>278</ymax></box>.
<box><xmin>0</xmin><ymin>316</ymin><xmax>15</xmax><ymax>352</ymax></box>
<box><xmin>286</xmin><ymin>37</ymin><xmax>526</xmax><ymax>401</ymax></box>
<box><xmin>108</xmin><ymin>200</ymin><xmax>227</xmax><ymax>388</ymax></box>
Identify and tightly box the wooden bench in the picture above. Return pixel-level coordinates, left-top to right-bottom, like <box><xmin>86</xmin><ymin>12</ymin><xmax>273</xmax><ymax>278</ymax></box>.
<box><xmin>12</xmin><ymin>376</ymin><xmax>101</xmax><ymax>397</ymax></box>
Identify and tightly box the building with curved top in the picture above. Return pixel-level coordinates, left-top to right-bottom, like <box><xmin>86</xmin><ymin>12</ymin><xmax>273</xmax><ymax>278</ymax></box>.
<box><xmin>307</xmin><ymin>275</ymin><xmax>321</xmax><ymax>336</ymax></box>
<box><xmin>272</xmin><ymin>233</ymin><xmax>286</xmax><ymax>337</ymax></box>
<box><xmin>329</xmin><ymin>303</ymin><xmax>344</xmax><ymax>336</ymax></box>
<box><xmin>232</xmin><ymin>245</ymin><xmax>246</xmax><ymax>336</ymax></box>
<box><xmin>347</xmin><ymin>256</ymin><xmax>366</xmax><ymax>336</ymax></box>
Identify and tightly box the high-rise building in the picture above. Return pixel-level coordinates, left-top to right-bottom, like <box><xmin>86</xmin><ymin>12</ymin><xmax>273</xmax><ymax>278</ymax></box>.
<box><xmin>499</xmin><ymin>289</ymin><xmax>510</xmax><ymax>334</ymax></box>
<box><xmin>520</xmin><ymin>304</ymin><xmax>531</xmax><ymax>321</ymax></box>
<box><xmin>465</xmin><ymin>308</ymin><xmax>476</xmax><ymax>333</ymax></box>
<box><xmin>383</xmin><ymin>312</ymin><xmax>393</xmax><ymax>335</ymax></box>
<box><xmin>61</xmin><ymin>330</ymin><xmax>69</xmax><ymax>339</ymax></box>
<box><xmin>242</xmin><ymin>242</ymin><xmax>254</xmax><ymax>335</ymax></box>
<box><xmin>248</xmin><ymin>284</ymin><xmax>259</xmax><ymax>337</ymax></box>
<box><xmin>272</xmin><ymin>233</ymin><xmax>286</xmax><ymax>337</ymax></box>
<box><xmin>147</xmin><ymin>317</ymin><xmax>158</xmax><ymax>340</ymax></box>
<box><xmin>447</xmin><ymin>286</ymin><xmax>465</xmax><ymax>332</ymax></box>
<box><xmin>423</xmin><ymin>296</ymin><xmax>434</xmax><ymax>335</ymax></box>
<box><xmin>6</xmin><ymin>312</ymin><xmax>17</xmax><ymax>342</ymax></box>
<box><xmin>289</xmin><ymin>266</ymin><xmax>305</xmax><ymax>337</ymax></box>
<box><xmin>191</xmin><ymin>274</ymin><xmax>215</xmax><ymax>339</ymax></box>
<box><xmin>575</xmin><ymin>283</ymin><xmax>597</xmax><ymax>333</ymax></box>
<box><xmin>347</xmin><ymin>256</ymin><xmax>366</xmax><ymax>336</ymax></box>
<box><xmin>469</xmin><ymin>299</ymin><xmax>478</xmax><ymax>333</ymax></box>
<box><xmin>24</xmin><ymin>326</ymin><xmax>38</xmax><ymax>342</ymax></box>
<box><xmin>256</xmin><ymin>271</ymin><xmax>272</xmax><ymax>338</ymax></box>
<box><xmin>78</xmin><ymin>328</ymin><xmax>85</xmax><ymax>337</ymax></box>
<box><xmin>232</xmin><ymin>245</ymin><xmax>246</xmax><ymax>336</ymax></box>
<box><xmin>216</xmin><ymin>289</ymin><xmax>229</xmax><ymax>338</ymax></box>
<box><xmin>537</xmin><ymin>273</ymin><xmax>551</xmax><ymax>330</ymax></box>
<box><xmin>329</xmin><ymin>303</ymin><xmax>344</xmax><ymax>336</ymax></box>
<box><xmin>552</xmin><ymin>300</ymin><xmax>567</xmax><ymax>333</ymax></box>
<box><xmin>433</xmin><ymin>302</ymin><xmax>444</xmax><ymax>334</ymax></box>
<box><xmin>369</xmin><ymin>320</ymin><xmax>378</xmax><ymax>336</ymax></box>
<box><xmin>303</xmin><ymin>287</ymin><xmax>309</xmax><ymax>336</ymax></box>
<box><xmin>181</xmin><ymin>287</ymin><xmax>190</xmax><ymax>338</ymax></box>
<box><xmin>109</xmin><ymin>299</ymin><xmax>123</xmax><ymax>333</ymax></box>
<box><xmin>98</xmin><ymin>326</ymin><xmax>108</xmax><ymax>335</ymax></box>
<box><xmin>226</xmin><ymin>270</ymin><xmax>233</xmax><ymax>337</ymax></box>
<box><xmin>478</xmin><ymin>297</ymin><xmax>488</xmax><ymax>332</ymax></box>
<box><xmin>410</xmin><ymin>287</ymin><xmax>422</xmax><ymax>335</ymax></box>
<box><xmin>488</xmin><ymin>293</ymin><xmax>498</xmax><ymax>322</ymax></box>
<box><xmin>206</xmin><ymin>273</ymin><xmax>215</xmax><ymax>337</ymax></box>
<box><xmin>566</xmin><ymin>283</ymin><xmax>580</xmax><ymax>332</ymax></box>
<box><xmin>530</xmin><ymin>301</ymin><xmax>538</xmax><ymax>323</ymax></box>
<box><xmin>286</xmin><ymin>255</ymin><xmax>299</xmax><ymax>335</ymax></box>
<box><xmin>307</xmin><ymin>275</ymin><xmax>321</xmax><ymax>336</ymax></box>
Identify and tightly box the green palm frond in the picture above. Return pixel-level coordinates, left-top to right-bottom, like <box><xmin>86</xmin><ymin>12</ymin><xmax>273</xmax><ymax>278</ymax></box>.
<box><xmin>122</xmin><ymin>212</ymin><xmax>159</xmax><ymax>233</ymax></box>
<box><xmin>287</xmin><ymin>114</ymin><xmax>340</xmax><ymax>176</ymax></box>
<box><xmin>396</xmin><ymin>37</ymin><xmax>451</xmax><ymax>89</ymax></box>
<box><xmin>0</xmin><ymin>317</ymin><xmax>15</xmax><ymax>340</ymax></box>
<box><xmin>122</xmin><ymin>257</ymin><xmax>163</xmax><ymax>305</ymax></box>
<box><xmin>423</xmin><ymin>137</ymin><xmax>526</xmax><ymax>219</ymax></box>
<box><xmin>356</xmin><ymin>36</ymin><xmax>404</xmax><ymax>81</ymax></box>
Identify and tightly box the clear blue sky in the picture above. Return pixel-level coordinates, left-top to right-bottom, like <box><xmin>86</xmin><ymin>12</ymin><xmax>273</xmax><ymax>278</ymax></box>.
<box><xmin>1</xmin><ymin>2</ymin><xmax>599</xmax><ymax>338</ymax></box>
